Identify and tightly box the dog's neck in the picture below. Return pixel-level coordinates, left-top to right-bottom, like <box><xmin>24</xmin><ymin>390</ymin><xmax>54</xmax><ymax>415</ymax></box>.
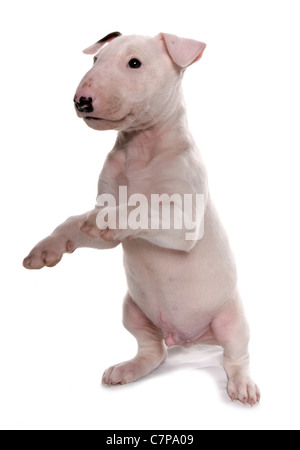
<box><xmin>115</xmin><ymin>93</ymin><xmax>194</xmax><ymax>163</ymax></box>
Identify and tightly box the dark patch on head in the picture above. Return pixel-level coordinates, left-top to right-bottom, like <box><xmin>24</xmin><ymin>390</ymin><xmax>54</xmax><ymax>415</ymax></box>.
<box><xmin>97</xmin><ymin>32</ymin><xmax>122</xmax><ymax>45</ymax></box>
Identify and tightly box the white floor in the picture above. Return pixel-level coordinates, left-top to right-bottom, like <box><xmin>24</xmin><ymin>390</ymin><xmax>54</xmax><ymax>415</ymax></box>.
<box><xmin>1</xmin><ymin>247</ymin><xmax>299</xmax><ymax>430</ymax></box>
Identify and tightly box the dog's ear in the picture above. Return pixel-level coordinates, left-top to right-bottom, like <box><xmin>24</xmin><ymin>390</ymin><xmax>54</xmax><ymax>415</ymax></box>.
<box><xmin>159</xmin><ymin>33</ymin><xmax>206</xmax><ymax>69</ymax></box>
<box><xmin>83</xmin><ymin>31</ymin><xmax>122</xmax><ymax>55</ymax></box>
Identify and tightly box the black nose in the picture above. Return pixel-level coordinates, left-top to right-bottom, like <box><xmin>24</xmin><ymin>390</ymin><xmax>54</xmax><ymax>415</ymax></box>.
<box><xmin>74</xmin><ymin>96</ymin><xmax>94</xmax><ymax>113</ymax></box>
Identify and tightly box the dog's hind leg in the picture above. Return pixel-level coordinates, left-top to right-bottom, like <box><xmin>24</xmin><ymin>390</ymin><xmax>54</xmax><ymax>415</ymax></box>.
<box><xmin>211</xmin><ymin>293</ymin><xmax>261</xmax><ymax>406</ymax></box>
<box><xmin>102</xmin><ymin>293</ymin><xmax>166</xmax><ymax>386</ymax></box>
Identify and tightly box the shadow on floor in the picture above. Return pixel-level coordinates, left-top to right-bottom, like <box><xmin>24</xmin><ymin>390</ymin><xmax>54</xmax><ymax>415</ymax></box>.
<box><xmin>148</xmin><ymin>345</ymin><xmax>230</xmax><ymax>404</ymax></box>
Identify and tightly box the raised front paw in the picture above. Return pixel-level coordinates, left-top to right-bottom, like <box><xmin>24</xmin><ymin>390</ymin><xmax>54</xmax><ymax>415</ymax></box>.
<box><xmin>80</xmin><ymin>209</ymin><xmax>120</xmax><ymax>241</ymax></box>
<box><xmin>23</xmin><ymin>235</ymin><xmax>75</xmax><ymax>270</ymax></box>
<box><xmin>81</xmin><ymin>210</ymin><xmax>103</xmax><ymax>238</ymax></box>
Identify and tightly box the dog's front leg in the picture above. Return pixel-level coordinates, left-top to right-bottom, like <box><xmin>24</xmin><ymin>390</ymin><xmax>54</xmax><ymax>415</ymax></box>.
<box><xmin>23</xmin><ymin>211</ymin><xmax>120</xmax><ymax>270</ymax></box>
<box><xmin>81</xmin><ymin>201</ymin><xmax>204</xmax><ymax>252</ymax></box>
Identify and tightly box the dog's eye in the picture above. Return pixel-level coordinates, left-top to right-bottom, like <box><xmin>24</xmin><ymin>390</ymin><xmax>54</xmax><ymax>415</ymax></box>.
<box><xmin>128</xmin><ymin>58</ymin><xmax>142</xmax><ymax>69</ymax></box>
<box><xmin>93</xmin><ymin>57</ymin><xmax>97</xmax><ymax>64</ymax></box>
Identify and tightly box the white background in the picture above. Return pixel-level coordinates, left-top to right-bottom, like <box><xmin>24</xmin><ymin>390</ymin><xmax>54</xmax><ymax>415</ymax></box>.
<box><xmin>1</xmin><ymin>0</ymin><xmax>300</xmax><ymax>430</ymax></box>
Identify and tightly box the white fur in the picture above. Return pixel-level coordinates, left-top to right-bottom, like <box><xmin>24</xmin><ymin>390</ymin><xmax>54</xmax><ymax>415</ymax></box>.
<box><xmin>23</xmin><ymin>33</ymin><xmax>260</xmax><ymax>405</ymax></box>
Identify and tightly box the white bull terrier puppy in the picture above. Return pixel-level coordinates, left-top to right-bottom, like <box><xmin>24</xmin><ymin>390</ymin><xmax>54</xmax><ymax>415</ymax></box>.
<box><xmin>23</xmin><ymin>32</ymin><xmax>260</xmax><ymax>405</ymax></box>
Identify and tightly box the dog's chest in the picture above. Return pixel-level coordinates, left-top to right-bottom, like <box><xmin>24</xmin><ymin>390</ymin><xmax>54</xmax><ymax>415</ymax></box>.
<box><xmin>100</xmin><ymin>149</ymin><xmax>169</xmax><ymax>200</ymax></box>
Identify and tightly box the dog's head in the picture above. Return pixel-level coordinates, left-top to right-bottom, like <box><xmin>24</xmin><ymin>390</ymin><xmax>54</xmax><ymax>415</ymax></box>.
<box><xmin>74</xmin><ymin>32</ymin><xmax>206</xmax><ymax>131</ymax></box>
